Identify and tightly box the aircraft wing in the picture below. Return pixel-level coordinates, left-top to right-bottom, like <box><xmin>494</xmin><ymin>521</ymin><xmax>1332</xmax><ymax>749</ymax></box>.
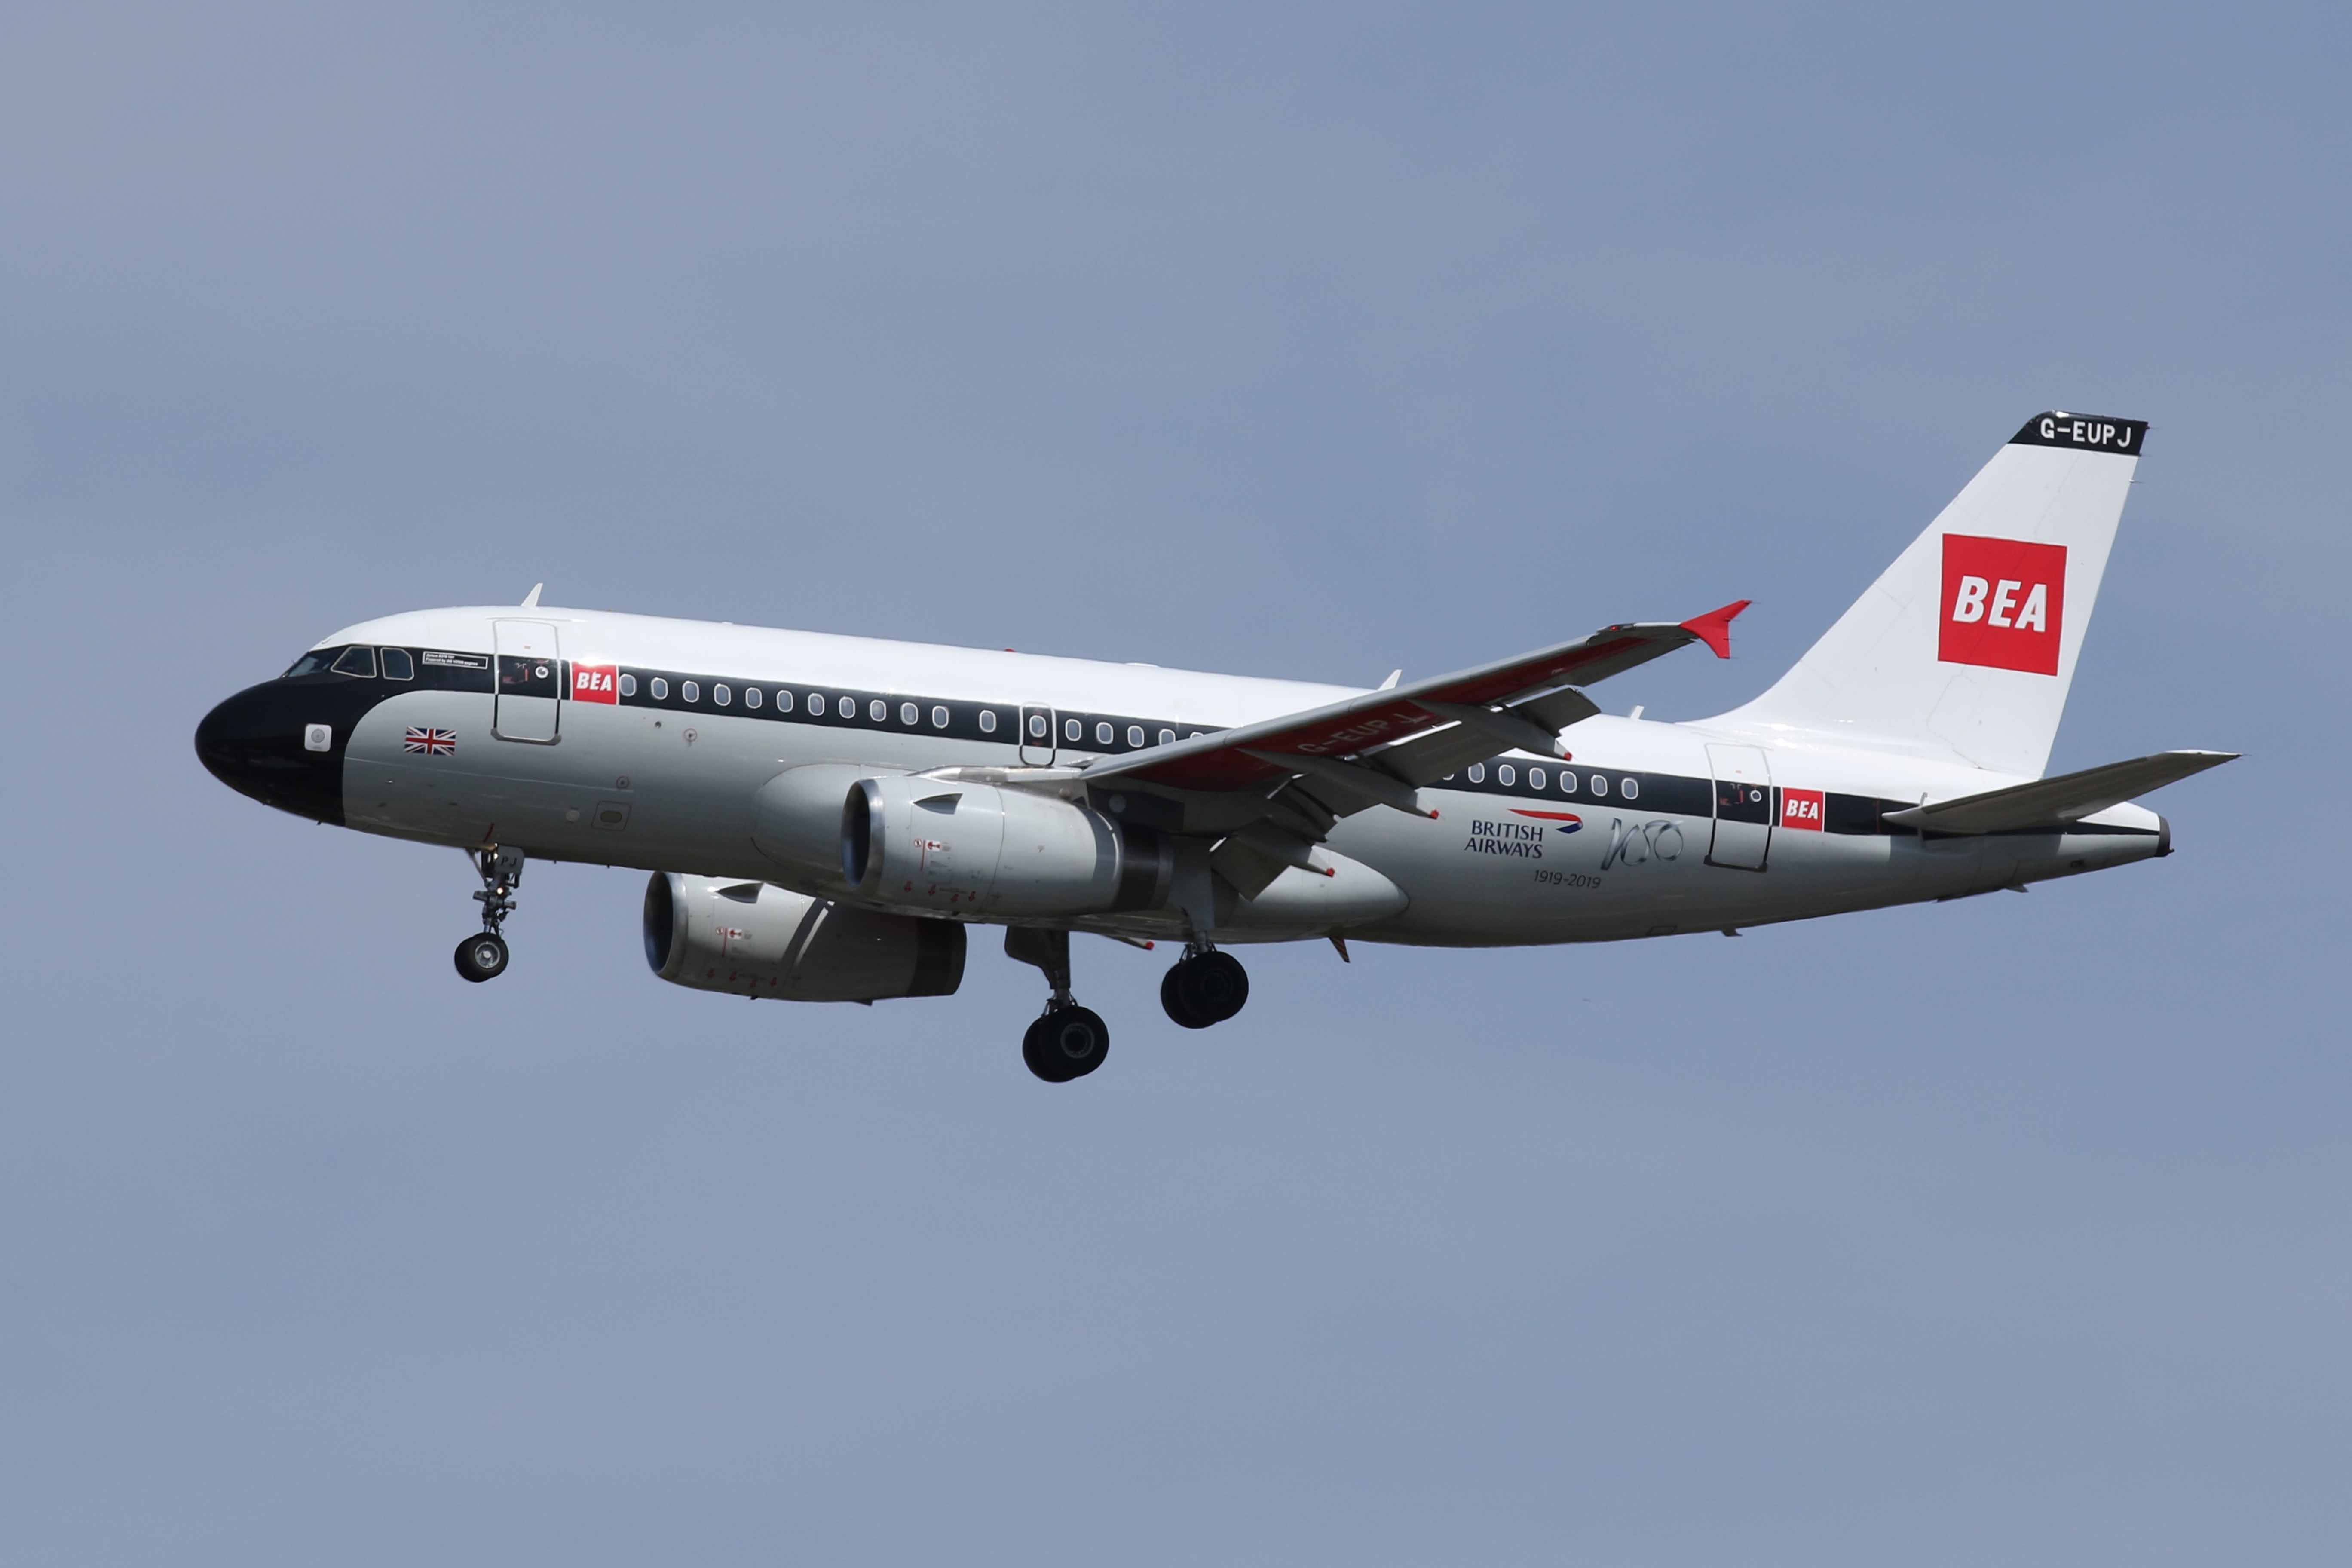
<box><xmin>1073</xmin><ymin>602</ymin><xmax>1748</xmax><ymax>860</ymax></box>
<box><xmin>1883</xmin><ymin>750</ymin><xmax>2238</xmax><ymax>834</ymax></box>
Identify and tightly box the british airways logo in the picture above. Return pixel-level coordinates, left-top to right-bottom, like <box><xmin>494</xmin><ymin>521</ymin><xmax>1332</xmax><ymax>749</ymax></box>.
<box><xmin>1463</xmin><ymin>809</ymin><xmax>1581</xmax><ymax>860</ymax></box>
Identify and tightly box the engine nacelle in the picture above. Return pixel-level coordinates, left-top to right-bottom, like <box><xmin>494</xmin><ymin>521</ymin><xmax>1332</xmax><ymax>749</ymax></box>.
<box><xmin>841</xmin><ymin>776</ymin><xmax>1173</xmax><ymax>918</ymax></box>
<box><xmin>643</xmin><ymin>873</ymin><xmax>965</xmax><ymax>1001</ymax></box>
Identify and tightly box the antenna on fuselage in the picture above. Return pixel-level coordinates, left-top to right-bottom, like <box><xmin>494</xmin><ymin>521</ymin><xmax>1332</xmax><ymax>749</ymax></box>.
<box><xmin>520</xmin><ymin>583</ymin><xmax>544</xmax><ymax>608</ymax></box>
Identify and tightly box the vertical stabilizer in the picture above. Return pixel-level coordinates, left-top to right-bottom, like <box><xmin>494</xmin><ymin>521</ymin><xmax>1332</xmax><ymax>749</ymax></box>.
<box><xmin>1712</xmin><ymin>413</ymin><xmax>2145</xmax><ymax>777</ymax></box>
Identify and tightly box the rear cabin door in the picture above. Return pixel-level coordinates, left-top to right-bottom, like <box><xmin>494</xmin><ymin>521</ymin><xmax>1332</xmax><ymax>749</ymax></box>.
<box><xmin>1018</xmin><ymin>704</ymin><xmax>1057</xmax><ymax>766</ymax></box>
<box><xmin>493</xmin><ymin>619</ymin><xmax>563</xmax><ymax>743</ymax></box>
<box><xmin>1706</xmin><ymin>743</ymin><xmax>1773</xmax><ymax>870</ymax></box>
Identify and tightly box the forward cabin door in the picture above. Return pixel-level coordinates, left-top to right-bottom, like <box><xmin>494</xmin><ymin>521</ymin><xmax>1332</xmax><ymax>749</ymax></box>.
<box><xmin>1018</xmin><ymin>704</ymin><xmax>1057</xmax><ymax>766</ymax></box>
<box><xmin>493</xmin><ymin>619</ymin><xmax>563</xmax><ymax>743</ymax></box>
<box><xmin>1706</xmin><ymin>743</ymin><xmax>1773</xmax><ymax>870</ymax></box>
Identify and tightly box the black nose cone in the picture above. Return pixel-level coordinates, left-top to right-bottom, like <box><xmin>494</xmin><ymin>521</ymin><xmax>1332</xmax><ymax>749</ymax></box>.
<box><xmin>196</xmin><ymin>681</ymin><xmax>349</xmax><ymax>825</ymax></box>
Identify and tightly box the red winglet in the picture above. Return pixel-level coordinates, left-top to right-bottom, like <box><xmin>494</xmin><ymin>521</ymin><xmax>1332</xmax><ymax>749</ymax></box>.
<box><xmin>1679</xmin><ymin>599</ymin><xmax>1750</xmax><ymax>660</ymax></box>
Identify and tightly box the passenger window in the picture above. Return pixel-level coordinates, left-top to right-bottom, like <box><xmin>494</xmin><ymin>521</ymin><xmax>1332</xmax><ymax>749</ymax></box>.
<box><xmin>682</xmin><ymin>680</ymin><xmax>700</xmax><ymax>703</ymax></box>
<box><xmin>1096</xmin><ymin>721</ymin><xmax>1114</xmax><ymax>745</ymax></box>
<box><xmin>1127</xmin><ymin>725</ymin><xmax>1144</xmax><ymax>747</ymax></box>
<box><xmin>1064</xmin><ymin>718</ymin><xmax>1082</xmax><ymax>741</ymax></box>
<box><xmin>1621</xmin><ymin>777</ymin><xmax>1638</xmax><ymax>800</ymax></box>
<box><xmin>745</xmin><ymin>687</ymin><xmax>761</xmax><ymax>709</ymax></box>
<box><xmin>776</xmin><ymin>689</ymin><xmax>793</xmax><ymax>712</ymax></box>
<box><xmin>1497</xmin><ymin>764</ymin><xmax>1516</xmax><ymax>787</ymax></box>
<box><xmin>869</xmin><ymin>699</ymin><xmax>886</xmax><ymax>722</ymax></box>
<box><xmin>837</xmin><ymin>696</ymin><xmax>855</xmax><ymax>718</ymax></box>
<box><xmin>380</xmin><ymin>648</ymin><xmax>414</xmax><ymax>681</ymax></box>
<box><xmin>713</xmin><ymin>683</ymin><xmax>731</xmax><ymax>706</ymax></box>
<box><xmin>900</xmin><ymin>702</ymin><xmax>918</xmax><ymax>725</ymax></box>
<box><xmin>1529</xmin><ymin>767</ymin><xmax>1546</xmax><ymax>790</ymax></box>
<box><xmin>807</xmin><ymin>692</ymin><xmax>824</xmax><ymax>713</ymax></box>
<box><xmin>979</xmin><ymin>710</ymin><xmax>998</xmax><ymax>734</ymax></box>
<box><xmin>1591</xmin><ymin>774</ymin><xmax>1608</xmax><ymax>798</ymax></box>
<box><xmin>1158</xmin><ymin>729</ymin><xmax>1174</xmax><ymax>745</ymax></box>
<box><xmin>651</xmin><ymin>677</ymin><xmax>669</xmax><ymax>700</ymax></box>
<box><xmin>931</xmin><ymin>706</ymin><xmax>949</xmax><ymax>728</ymax></box>
<box><xmin>619</xmin><ymin>673</ymin><xmax>637</xmax><ymax>697</ymax></box>
<box><xmin>331</xmin><ymin>646</ymin><xmax>376</xmax><ymax>678</ymax></box>
<box><xmin>1027</xmin><ymin>714</ymin><xmax>1046</xmax><ymax>738</ymax></box>
<box><xmin>1467</xmin><ymin>763</ymin><xmax>1486</xmax><ymax>783</ymax></box>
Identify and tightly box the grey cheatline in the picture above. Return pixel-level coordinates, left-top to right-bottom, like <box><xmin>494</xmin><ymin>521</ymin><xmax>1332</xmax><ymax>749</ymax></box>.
<box><xmin>195</xmin><ymin>411</ymin><xmax>2233</xmax><ymax>1083</ymax></box>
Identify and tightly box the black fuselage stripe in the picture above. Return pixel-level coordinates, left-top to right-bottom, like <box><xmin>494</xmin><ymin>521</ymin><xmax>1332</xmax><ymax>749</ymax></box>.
<box><xmin>346</xmin><ymin>645</ymin><xmax>2049</xmax><ymax>837</ymax></box>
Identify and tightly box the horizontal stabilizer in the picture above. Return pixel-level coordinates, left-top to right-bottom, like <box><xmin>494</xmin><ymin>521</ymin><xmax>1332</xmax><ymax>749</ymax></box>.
<box><xmin>1883</xmin><ymin>750</ymin><xmax>2237</xmax><ymax>834</ymax></box>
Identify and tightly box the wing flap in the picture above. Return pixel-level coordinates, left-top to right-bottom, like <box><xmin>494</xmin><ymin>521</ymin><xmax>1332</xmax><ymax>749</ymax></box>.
<box><xmin>1884</xmin><ymin>750</ymin><xmax>2237</xmax><ymax>834</ymax></box>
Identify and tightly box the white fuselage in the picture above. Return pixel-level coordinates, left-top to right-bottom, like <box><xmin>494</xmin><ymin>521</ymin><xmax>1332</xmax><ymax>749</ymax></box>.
<box><xmin>315</xmin><ymin>604</ymin><xmax>2166</xmax><ymax>947</ymax></box>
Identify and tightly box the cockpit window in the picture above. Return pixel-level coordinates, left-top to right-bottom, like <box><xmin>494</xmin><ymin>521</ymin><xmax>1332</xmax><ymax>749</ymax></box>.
<box><xmin>380</xmin><ymin>648</ymin><xmax>415</xmax><ymax>681</ymax></box>
<box><xmin>331</xmin><ymin>646</ymin><xmax>377</xmax><ymax>678</ymax></box>
<box><xmin>283</xmin><ymin>649</ymin><xmax>339</xmax><ymax>678</ymax></box>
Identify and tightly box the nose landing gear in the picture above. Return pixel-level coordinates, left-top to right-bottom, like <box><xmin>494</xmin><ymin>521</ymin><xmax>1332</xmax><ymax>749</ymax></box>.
<box><xmin>453</xmin><ymin>846</ymin><xmax>524</xmax><ymax>983</ymax></box>
<box><xmin>1161</xmin><ymin>946</ymin><xmax>1248</xmax><ymax>1029</ymax></box>
<box><xmin>1005</xmin><ymin>928</ymin><xmax>1109</xmax><ymax>1082</ymax></box>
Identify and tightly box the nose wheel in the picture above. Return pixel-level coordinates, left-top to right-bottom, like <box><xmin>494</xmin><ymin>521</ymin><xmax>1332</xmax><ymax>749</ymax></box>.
<box><xmin>454</xmin><ymin>932</ymin><xmax>509</xmax><ymax>982</ymax></box>
<box><xmin>454</xmin><ymin>845</ymin><xmax>524</xmax><ymax>984</ymax></box>
<box><xmin>1004</xmin><ymin>928</ymin><xmax>1109</xmax><ymax>1082</ymax></box>
<box><xmin>1161</xmin><ymin>948</ymin><xmax>1248</xmax><ymax>1028</ymax></box>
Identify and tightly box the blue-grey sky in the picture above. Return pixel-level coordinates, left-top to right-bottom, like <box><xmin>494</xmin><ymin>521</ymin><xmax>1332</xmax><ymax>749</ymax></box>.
<box><xmin>6</xmin><ymin>3</ymin><xmax>2347</xmax><ymax>1562</ymax></box>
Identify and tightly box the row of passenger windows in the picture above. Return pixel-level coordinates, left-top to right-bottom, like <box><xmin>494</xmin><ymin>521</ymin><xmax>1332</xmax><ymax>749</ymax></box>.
<box><xmin>1451</xmin><ymin>761</ymin><xmax>1640</xmax><ymax>800</ymax></box>
<box><xmin>631</xmin><ymin>674</ymin><xmax>988</xmax><ymax>731</ymax></box>
<box><xmin>621</xmin><ymin>668</ymin><xmax>1627</xmax><ymax>787</ymax></box>
<box><xmin>626</xmin><ymin>671</ymin><xmax>1204</xmax><ymax>748</ymax></box>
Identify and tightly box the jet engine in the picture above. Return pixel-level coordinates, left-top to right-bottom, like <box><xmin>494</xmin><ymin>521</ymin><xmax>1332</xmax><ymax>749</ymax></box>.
<box><xmin>643</xmin><ymin>873</ymin><xmax>965</xmax><ymax>1001</ymax></box>
<box><xmin>841</xmin><ymin>775</ymin><xmax>1173</xmax><ymax>917</ymax></box>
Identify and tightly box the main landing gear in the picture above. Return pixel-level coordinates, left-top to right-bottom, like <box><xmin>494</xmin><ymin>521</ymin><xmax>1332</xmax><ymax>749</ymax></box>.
<box><xmin>1161</xmin><ymin>946</ymin><xmax>1248</xmax><ymax>1029</ymax></box>
<box><xmin>1004</xmin><ymin>928</ymin><xmax>1109</xmax><ymax>1083</ymax></box>
<box><xmin>1002</xmin><ymin>930</ymin><xmax>1252</xmax><ymax>1082</ymax></box>
<box><xmin>453</xmin><ymin>845</ymin><xmax>524</xmax><ymax>983</ymax></box>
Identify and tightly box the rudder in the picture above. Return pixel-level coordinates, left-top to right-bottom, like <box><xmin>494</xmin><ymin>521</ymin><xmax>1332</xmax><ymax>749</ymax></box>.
<box><xmin>1712</xmin><ymin>411</ymin><xmax>2147</xmax><ymax>778</ymax></box>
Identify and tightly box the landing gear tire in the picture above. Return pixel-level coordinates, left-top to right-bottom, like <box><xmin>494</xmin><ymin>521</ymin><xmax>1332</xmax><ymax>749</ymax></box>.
<box><xmin>1162</xmin><ymin>950</ymin><xmax>1248</xmax><ymax>1028</ymax></box>
<box><xmin>454</xmin><ymin>845</ymin><xmax>524</xmax><ymax>985</ymax></box>
<box><xmin>1023</xmin><ymin>1005</ymin><xmax>1110</xmax><ymax>1083</ymax></box>
<box><xmin>1160</xmin><ymin>966</ymin><xmax>1207</xmax><ymax>1029</ymax></box>
<box><xmin>454</xmin><ymin>932</ymin><xmax>510</xmax><ymax>983</ymax></box>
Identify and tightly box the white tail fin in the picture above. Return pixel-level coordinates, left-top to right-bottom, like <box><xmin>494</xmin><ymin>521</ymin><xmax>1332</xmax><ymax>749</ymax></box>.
<box><xmin>1712</xmin><ymin>412</ymin><xmax>2146</xmax><ymax>777</ymax></box>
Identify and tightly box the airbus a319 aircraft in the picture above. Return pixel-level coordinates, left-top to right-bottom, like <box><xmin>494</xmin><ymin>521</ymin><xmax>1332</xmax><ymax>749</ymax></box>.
<box><xmin>198</xmin><ymin>412</ymin><xmax>2231</xmax><ymax>1081</ymax></box>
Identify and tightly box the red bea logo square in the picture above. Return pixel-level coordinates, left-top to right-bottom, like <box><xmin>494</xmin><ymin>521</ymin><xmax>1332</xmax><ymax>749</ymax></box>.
<box><xmin>1939</xmin><ymin>534</ymin><xmax>2066</xmax><ymax>676</ymax></box>
<box><xmin>1779</xmin><ymin>787</ymin><xmax>1823</xmax><ymax>831</ymax></box>
<box><xmin>570</xmin><ymin>662</ymin><xmax>619</xmax><ymax>704</ymax></box>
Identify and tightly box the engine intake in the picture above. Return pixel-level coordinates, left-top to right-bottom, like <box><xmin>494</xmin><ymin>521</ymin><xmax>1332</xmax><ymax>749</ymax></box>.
<box><xmin>643</xmin><ymin>873</ymin><xmax>965</xmax><ymax>1001</ymax></box>
<box><xmin>841</xmin><ymin>776</ymin><xmax>1172</xmax><ymax>917</ymax></box>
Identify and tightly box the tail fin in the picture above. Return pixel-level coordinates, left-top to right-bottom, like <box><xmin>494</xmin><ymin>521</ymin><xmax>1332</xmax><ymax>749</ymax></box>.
<box><xmin>1712</xmin><ymin>412</ymin><xmax>2146</xmax><ymax>777</ymax></box>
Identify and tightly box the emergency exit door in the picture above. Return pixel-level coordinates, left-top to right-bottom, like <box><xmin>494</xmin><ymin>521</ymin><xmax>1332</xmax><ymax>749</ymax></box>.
<box><xmin>1018</xmin><ymin>704</ymin><xmax>1057</xmax><ymax>766</ymax></box>
<box><xmin>1706</xmin><ymin>743</ymin><xmax>1773</xmax><ymax>870</ymax></box>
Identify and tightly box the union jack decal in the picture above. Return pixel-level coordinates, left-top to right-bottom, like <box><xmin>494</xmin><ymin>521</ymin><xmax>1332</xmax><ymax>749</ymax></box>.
<box><xmin>403</xmin><ymin>726</ymin><xmax>457</xmax><ymax>756</ymax></box>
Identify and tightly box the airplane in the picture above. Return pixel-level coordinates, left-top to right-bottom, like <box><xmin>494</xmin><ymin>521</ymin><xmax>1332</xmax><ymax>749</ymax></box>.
<box><xmin>196</xmin><ymin>411</ymin><xmax>2232</xmax><ymax>1081</ymax></box>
